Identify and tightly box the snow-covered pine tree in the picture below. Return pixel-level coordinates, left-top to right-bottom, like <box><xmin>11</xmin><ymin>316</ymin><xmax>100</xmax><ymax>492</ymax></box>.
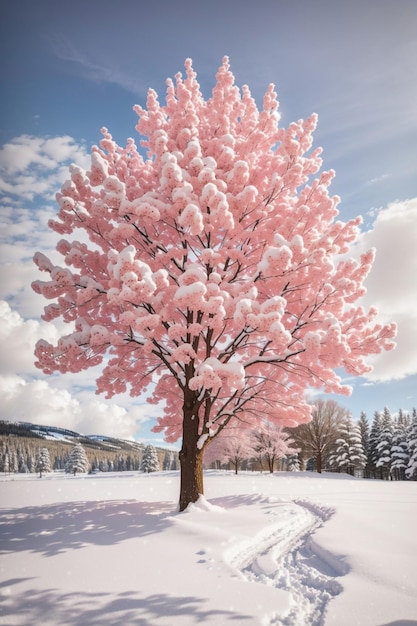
<box><xmin>18</xmin><ymin>457</ymin><xmax>29</xmax><ymax>473</ymax></box>
<box><xmin>406</xmin><ymin>409</ymin><xmax>417</xmax><ymax>480</ymax></box>
<box><xmin>329</xmin><ymin>427</ymin><xmax>349</xmax><ymax>473</ymax></box>
<box><xmin>369</xmin><ymin>411</ymin><xmax>383</xmax><ymax>477</ymax></box>
<box><xmin>35</xmin><ymin>447</ymin><xmax>51</xmax><ymax>478</ymax></box>
<box><xmin>9</xmin><ymin>450</ymin><xmax>18</xmax><ymax>473</ymax></box>
<box><xmin>376</xmin><ymin>407</ymin><xmax>393</xmax><ymax>479</ymax></box>
<box><xmin>27</xmin><ymin>452</ymin><xmax>35</xmax><ymax>473</ymax></box>
<box><xmin>349</xmin><ymin>421</ymin><xmax>368</xmax><ymax>475</ymax></box>
<box><xmin>397</xmin><ymin>408</ymin><xmax>410</xmax><ymax>429</ymax></box>
<box><xmin>391</xmin><ymin>413</ymin><xmax>410</xmax><ymax>480</ymax></box>
<box><xmin>286</xmin><ymin>453</ymin><xmax>301</xmax><ymax>471</ymax></box>
<box><xmin>163</xmin><ymin>451</ymin><xmax>173</xmax><ymax>471</ymax></box>
<box><xmin>329</xmin><ymin>416</ymin><xmax>366</xmax><ymax>475</ymax></box>
<box><xmin>1</xmin><ymin>453</ymin><xmax>9</xmax><ymax>474</ymax></box>
<box><xmin>358</xmin><ymin>411</ymin><xmax>370</xmax><ymax>474</ymax></box>
<box><xmin>140</xmin><ymin>445</ymin><xmax>160</xmax><ymax>473</ymax></box>
<box><xmin>116</xmin><ymin>456</ymin><xmax>126</xmax><ymax>472</ymax></box>
<box><xmin>65</xmin><ymin>443</ymin><xmax>90</xmax><ymax>475</ymax></box>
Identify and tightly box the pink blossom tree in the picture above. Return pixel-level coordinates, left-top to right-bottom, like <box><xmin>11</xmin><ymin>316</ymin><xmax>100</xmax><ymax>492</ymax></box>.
<box><xmin>32</xmin><ymin>57</ymin><xmax>396</xmax><ymax>510</ymax></box>
<box><xmin>253</xmin><ymin>421</ymin><xmax>297</xmax><ymax>473</ymax></box>
<box><xmin>204</xmin><ymin>428</ymin><xmax>255</xmax><ymax>474</ymax></box>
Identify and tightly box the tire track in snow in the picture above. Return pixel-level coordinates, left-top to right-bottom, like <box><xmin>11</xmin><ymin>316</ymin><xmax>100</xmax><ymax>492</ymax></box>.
<box><xmin>225</xmin><ymin>499</ymin><xmax>345</xmax><ymax>626</ymax></box>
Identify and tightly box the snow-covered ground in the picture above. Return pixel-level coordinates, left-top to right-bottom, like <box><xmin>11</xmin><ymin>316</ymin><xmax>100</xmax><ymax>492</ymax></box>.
<box><xmin>0</xmin><ymin>470</ymin><xmax>416</xmax><ymax>626</ymax></box>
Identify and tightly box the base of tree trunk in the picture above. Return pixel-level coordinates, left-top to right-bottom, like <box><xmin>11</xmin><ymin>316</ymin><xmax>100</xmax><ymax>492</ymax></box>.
<box><xmin>179</xmin><ymin>446</ymin><xmax>204</xmax><ymax>512</ymax></box>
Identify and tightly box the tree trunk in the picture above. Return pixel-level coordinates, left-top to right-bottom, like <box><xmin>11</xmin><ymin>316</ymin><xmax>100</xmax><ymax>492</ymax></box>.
<box><xmin>178</xmin><ymin>392</ymin><xmax>204</xmax><ymax>512</ymax></box>
<box><xmin>179</xmin><ymin>442</ymin><xmax>204</xmax><ymax>512</ymax></box>
<box><xmin>317</xmin><ymin>453</ymin><xmax>322</xmax><ymax>473</ymax></box>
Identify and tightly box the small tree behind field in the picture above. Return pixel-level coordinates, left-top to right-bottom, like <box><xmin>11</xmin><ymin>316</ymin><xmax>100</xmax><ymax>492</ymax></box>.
<box><xmin>66</xmin><ymin>443</ymin><xmax>90</xmax><ymax>475</ymax></box>
<box><xmin>35</xmin><ymin>447</ymin><xmax>51</xmax><ymax>478</ymax></box>
<box><xmin>368</xmin><ymin>411</ymin><xmax>383</xmax><ymax>477</ymax></box>
<box><xmin>358</xmin><ymin>412</ymin><xmax>370</xmax><ymax>466</ymax></box>
<box><xmin>391</xmin><ymin>419</ymin><xmax>409</xmax><ymax>480</ymax></box>
<box><xmin>140</xmin><ymin>445</ymin><xmax>160</xmax><ymax>473</ymax></box>
<box><xmin>163</xmin><ymin>450</ymin><xmax>174</xmax><ymax>471</ymax></box>
<box><xmin>376</xmin><ymin>407</ymin><xmax>393</xmax><ymax>479</ymax></box>
<box><xmin>286</xmin><ymin>453</ymin><xmax>301</xmax><ymax>471</ymax></box>
<box><xmin>204</xmin><ymin>428</ymin><xmax>254</xmax><ymax>474</ymax></box>
<box><xmin>289</xmin><ymin>399</ymin><xmax>348</xmax><ymax>473</ymax></box>
<box><xmin>329</xmin><ymin>416</ymin><xmax>366</xmax><ymax>475</ymax></box>
<box><xmin>406</xmin><ymin>410</ymin><xmax>417</xmax><ymax>480</ymax></box>
<box><xmin>253</xmin><ymin>421</ymin><xmax>296</xmax><ymax>473</ymax></box>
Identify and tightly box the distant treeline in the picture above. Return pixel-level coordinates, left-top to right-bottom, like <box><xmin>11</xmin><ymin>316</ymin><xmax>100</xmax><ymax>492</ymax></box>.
<box><xmin>0</xmin><ymin>420</ymin><xmax>179</xmax><ymax>474</ymax></box>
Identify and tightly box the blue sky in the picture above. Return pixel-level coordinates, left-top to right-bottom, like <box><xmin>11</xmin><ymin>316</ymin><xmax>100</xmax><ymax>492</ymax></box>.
<box><xmin>0</xmin><ymin>0</ymin><xmax>416</xmax><ymax>444</ymax></box>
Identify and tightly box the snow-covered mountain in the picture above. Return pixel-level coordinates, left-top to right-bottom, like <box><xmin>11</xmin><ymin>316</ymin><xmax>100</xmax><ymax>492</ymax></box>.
<box><xmin>0</xmin><ymin>419</ymin><xmax>149</xmax><ymax>453</ymax></box>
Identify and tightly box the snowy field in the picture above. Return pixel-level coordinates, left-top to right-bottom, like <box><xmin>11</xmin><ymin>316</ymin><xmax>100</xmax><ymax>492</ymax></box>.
<box><xmin>0</xmin><ymin>471</ymin><xmax>416</xmax><ymax>626</ymax></box>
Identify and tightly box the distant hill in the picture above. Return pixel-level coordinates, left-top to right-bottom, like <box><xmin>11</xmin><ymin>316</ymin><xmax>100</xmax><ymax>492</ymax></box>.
<box><xmin>0</xmin><ymin>419</ymin><xmax>149</xmax><ymax>452</ymax></box>
<box><xmin>0</xmin><ymin>420</ymin><xmax>179</xmax><ymax>473</ymax></box>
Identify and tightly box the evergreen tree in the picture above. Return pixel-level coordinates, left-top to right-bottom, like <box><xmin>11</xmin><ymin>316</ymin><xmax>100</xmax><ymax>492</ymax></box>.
<box><xmin>287</xmin><ymin>453</ymin><xmax>301</xmax><ymax>471</ymax></box>
<box><xmin>406</xmin><ymin>410</ymin><xmax>417</xmax><ymax>480</ymax></box>
<box><xmin>116</xmin><ymin>456</ymin><xmax>126</xmax><ymax>472</ymax></box>
<box><xmin>35</xmin><ymin>447</ymin><xmax>51</xmax><ymax>478</ymax></box>
<box><xmin>140</xmin><ymin>445</ymin><xmax>160</xmax><ymax>473</ymax></box>
<box><xmin>376</xmin><ymin>407</ymin><xmax>393</xmax><ymax>479</ymax></box>
<box><xmin>329</xmin><ymin>417</ymin><xmax>366</xmax><ymax>475</ymax></box>
<box><xmin>2</xmin><ymin>452</ymin><xmax>10</xmax><ymax>473</ymax></box>
<box><xmin>65</xmin><ymin>443</ymin><xmax>89</xmax><ymax>475</ymax></box>
<box><xmin>0</xmin><ymin>441</ymin><xmax>5</xmax><ymax>472</ymax></box>
<box><xmin>358</xmin><ymin>412</ymin><xmax>370</xmax><ymax>466</ymax></box>
<box><xmin>163</xmin><ymin>451</ymin><xmax>173</xmax><ymax>471</ymax></box>
<box><xmin>8</xmin><ymin>450</ymin><xmax>18</xmax><ymax>473</ymax></box>
<box><xmin>27</xmin><ymin>452</ymin><xmax>35</xmax><ymax>473</ymax></box>
<box><xmin>369</xmin><ymin>411</ymin><xmax>383</xmax><ymax>476</ymax></box>
<box><xmin>391</xmin><ymin>416</ymin><xmax>409</xmax><ymax>480</ymax></box>
<box><xmin>18</xmin><ymin>457</ymin><xmax>29</xmax><ymax>473</ymax></box>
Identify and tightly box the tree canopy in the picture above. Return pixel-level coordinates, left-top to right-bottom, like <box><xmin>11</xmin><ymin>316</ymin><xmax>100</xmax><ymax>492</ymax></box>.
<box><xmin>32</xmin><ymin>57</ymin><xmax>396</xmax><ymax>509</ymax></box>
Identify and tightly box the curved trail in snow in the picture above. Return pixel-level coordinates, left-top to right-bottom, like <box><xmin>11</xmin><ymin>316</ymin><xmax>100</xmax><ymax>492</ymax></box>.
<box><xmin>225</xmin><ymin>499</ymin><xmax>345</xmax><ymax>626</ymax></box>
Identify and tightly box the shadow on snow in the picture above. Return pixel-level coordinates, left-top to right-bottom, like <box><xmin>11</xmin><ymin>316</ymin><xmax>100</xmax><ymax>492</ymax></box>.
<box><xmin>0</xmin><ymin>499</ymin><xmax>176</xmax><ymax>556</ymax></box>
<box><xmin>0</xmin><ymin>580</ymin><xmax>252</xmax><ymax>625</ymax></box>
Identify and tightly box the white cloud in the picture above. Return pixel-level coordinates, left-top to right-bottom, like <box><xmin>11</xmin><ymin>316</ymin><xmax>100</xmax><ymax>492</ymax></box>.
<box><xmin>356</xmin><ymin>197</ymin><xmax>417</xmax><ymax>381</ymax></box>
<box><xmin>364</xmin><ymin>174</ymin><xmax>390</xmax><ymax>187</ymax></box>
<box><xmin>0</xmin><ymin>374</ymin><xmax>154</xmax><ymax>439</ymax></box>
<box><xmin>0</xmin><ymin>301</ymin><xmax>60</xmax><ymax>375</ymax></box>
<box><xmin>0</xmin><ymin>135</ymin><xmax>89</xmax><ymax>204</ymax></box>
<box><xmin>0</xmin><ymin>301</ymin><xmax>161</xmax><ymax>440</ymax></box>
<box><xmin>0</xmin><ymin>134</ymin><xmax>89</xmax><ymax>175</ymax></box>
<box><xmin>0</xmin><ymin>135</ymin><xmax>91</xmax><ymax>318</ymax></box>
